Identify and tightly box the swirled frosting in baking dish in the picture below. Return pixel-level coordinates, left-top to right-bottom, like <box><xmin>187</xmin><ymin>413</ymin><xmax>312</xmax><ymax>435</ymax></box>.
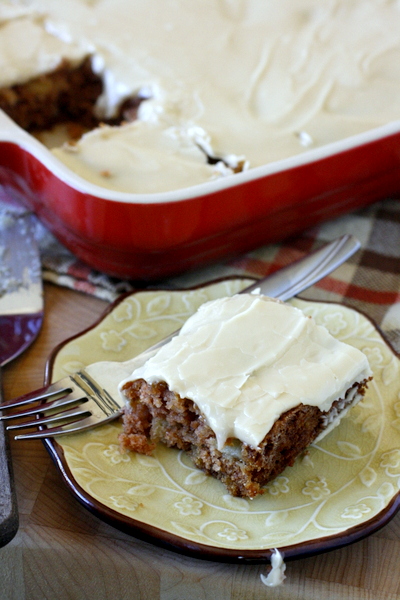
<box><xmin>119</xmin><ymin>294</ymin><xmax>372</xmax><ymax>449</ymax></box>
<box><xmin>2</xmin><ymin>0</ymin><xmax>400</xmax><ymax>192</ymax></box>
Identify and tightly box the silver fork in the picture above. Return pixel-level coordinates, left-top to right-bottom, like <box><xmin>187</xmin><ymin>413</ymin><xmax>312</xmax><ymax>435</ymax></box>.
<box><xmin>0</xmin><ymin>234</ymin><xmax>360</xmax><ymax>440</ymax></box>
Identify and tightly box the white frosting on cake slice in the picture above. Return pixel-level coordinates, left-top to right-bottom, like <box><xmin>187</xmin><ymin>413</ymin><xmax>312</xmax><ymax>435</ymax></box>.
<box><xmin>120</xmin><ymin>294</ymin><xmax>372</xmax><ymax>450</ymax></box>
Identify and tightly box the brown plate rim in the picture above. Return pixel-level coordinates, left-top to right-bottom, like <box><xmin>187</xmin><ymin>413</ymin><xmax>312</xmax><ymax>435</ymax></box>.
<box><xmin>41</xmin><ymin>276</ymin><xmax>400</xmax><ymax>563</ymax></box>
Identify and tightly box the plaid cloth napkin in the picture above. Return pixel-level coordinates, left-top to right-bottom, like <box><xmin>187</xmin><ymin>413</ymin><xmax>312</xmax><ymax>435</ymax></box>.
<box><xmin>3</xmin><ymin>190</ymin><xmax>399</xmax><ymax>352</ymax></box>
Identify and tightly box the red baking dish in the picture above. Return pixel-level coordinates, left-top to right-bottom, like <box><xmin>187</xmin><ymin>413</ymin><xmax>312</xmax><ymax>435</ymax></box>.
<box><xmin>0</xmin><ymin>109</ymin><xmax>399</xmax><ymax>280</ymax></box>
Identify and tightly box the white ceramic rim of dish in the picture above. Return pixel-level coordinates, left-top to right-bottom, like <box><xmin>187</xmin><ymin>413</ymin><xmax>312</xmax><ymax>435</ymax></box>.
<box><xmin>0</xmin><ymin>109</ymin><xmax>399</xmax><ymax>205</ymax></box>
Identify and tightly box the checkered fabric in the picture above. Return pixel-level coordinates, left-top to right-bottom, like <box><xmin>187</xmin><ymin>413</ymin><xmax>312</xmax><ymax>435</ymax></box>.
<box><xmin>20</xmin><ymin>196</ymin><xmax>400</xmax><ymax>354</ymax></box>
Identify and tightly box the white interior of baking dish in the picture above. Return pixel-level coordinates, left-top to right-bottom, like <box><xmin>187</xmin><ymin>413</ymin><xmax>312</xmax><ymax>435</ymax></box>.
<box><xmin>3</xmin><ymin>2</ymin><xmax>400</xmax><ymax>205</ymax></box>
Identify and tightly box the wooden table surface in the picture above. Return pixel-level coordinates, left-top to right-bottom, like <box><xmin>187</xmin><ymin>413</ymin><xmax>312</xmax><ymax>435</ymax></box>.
<box><xmin>1</xmin><ymin>282</ymin><xmax>400</xmax><ymax>600</ymax></box>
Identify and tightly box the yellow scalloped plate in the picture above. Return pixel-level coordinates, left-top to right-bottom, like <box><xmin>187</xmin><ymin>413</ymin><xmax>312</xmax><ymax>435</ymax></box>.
<box><xmin>44</xmin><ymin>278</ymin><xmax>400</xmax><ymax>562</ymax></box>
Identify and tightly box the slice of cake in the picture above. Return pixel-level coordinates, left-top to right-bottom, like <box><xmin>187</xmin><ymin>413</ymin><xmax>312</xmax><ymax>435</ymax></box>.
<box><xmin>119</xmin><ymin>294</ymin><xmax>371</xmax><ymax>498</ymax></box>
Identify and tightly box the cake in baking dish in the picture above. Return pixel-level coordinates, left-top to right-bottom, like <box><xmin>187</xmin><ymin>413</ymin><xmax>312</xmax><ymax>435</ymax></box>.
<box><xmin>0</xmin><ymin>56</ymin><xmax>102</xmax><ymax>134</ymax></box>
<box><xmin>2</xmin><ymin>1</ymin><xmax>400</xmax><ymax>193</ymax></box>
<box><xmin>119</xmin><ymin>294</ymin><xmax>372</xmax><ymax>498</ymax></box>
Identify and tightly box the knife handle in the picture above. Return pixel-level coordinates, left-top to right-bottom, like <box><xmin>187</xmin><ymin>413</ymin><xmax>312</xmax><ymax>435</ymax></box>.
<box><xmin>0</xmin><ymin>368</ymin><xmax>19</xmax><ymax>547</ymax></box>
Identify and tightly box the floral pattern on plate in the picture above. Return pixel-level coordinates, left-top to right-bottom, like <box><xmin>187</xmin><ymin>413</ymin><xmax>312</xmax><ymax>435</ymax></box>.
<box><xmin>49</xmin><ymin>279</ymin><xmax>400</xmax><ymax>554</ymax></box>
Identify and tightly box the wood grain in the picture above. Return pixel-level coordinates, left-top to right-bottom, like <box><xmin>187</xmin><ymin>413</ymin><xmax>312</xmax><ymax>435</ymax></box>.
<box><xmin>1</xmin><ymin>283</ymin><xmax>400</xmax><ymax>600</ymax></box>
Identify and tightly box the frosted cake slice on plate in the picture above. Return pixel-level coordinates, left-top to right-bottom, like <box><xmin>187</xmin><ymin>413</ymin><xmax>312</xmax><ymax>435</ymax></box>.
<box><xmin>119</xmin><ymin>294</ymin><xmax>372</xmax><ymax>498</ymax></box>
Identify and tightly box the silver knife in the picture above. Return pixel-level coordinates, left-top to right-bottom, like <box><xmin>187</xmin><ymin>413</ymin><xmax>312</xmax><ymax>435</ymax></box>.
<box><xmin>0</xmin><ymin>202</ymin><xmax>44</xmax><ymax>547</ymax></box>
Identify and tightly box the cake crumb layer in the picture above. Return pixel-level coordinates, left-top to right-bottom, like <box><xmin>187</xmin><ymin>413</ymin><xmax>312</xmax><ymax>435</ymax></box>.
<box><xmin>120</xmin><ymin>378</ymin><xmax>370</xmax><ymax>498</ymax></box>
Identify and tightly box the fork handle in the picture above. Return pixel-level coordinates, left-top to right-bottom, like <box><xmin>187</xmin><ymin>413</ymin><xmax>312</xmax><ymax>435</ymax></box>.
<box><xmin>242</xmin><ymin>233</ymin><xmax>360</xmax><ymax>300</ymax></box>
<box><xmin>0</xmin><ymin>368</ymin><xmax>19</xmax><ymax>546</ymax></box>
<box><xmin>0</xmin><ymin>375</ymin><xmax>74</xmax><ymax>411</ymax></box>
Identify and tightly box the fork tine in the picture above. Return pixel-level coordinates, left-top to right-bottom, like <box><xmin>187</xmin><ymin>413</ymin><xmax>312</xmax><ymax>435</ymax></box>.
<box><xmin>13</xmin><ymin>410</ymin><xmax>123</xmax><ymax>440</ymax></box>
<box><xmin>13</xmin><ymin>418</ymin><xmax>96</xmax><ymax>440</ymax></box>
<box><xmin>0</xmin><ymin>379</ymin><xmax>72</xmax><ymax>410</ymax></box>
<box><xmin>2</xmin><ymin>367</ymin><xmax>125</xmax><ymax>440</ymax></box>
<box><xmin>0</xmin><ymin>395</ymin><xmax>87</xmax><ymax>421</ymax></box>
<box><xmin>6</xmin><ymin>408</ymin><xmax>92</xmax><ymax>430</ymax></box>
